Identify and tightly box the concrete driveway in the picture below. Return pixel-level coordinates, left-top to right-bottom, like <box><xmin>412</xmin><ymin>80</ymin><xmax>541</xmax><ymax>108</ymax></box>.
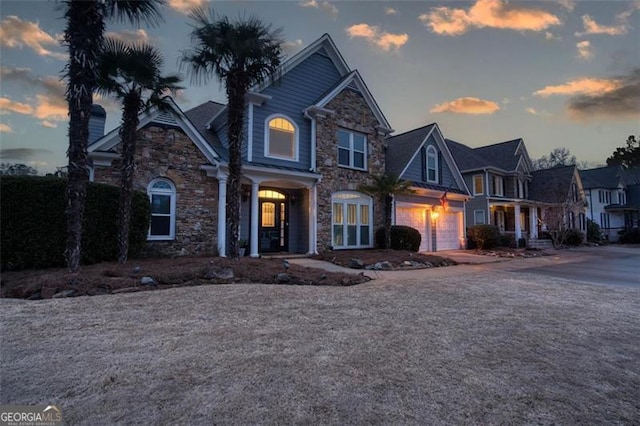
<box><xmin>508</xmin><ymin>245</ymin><xmax>640</xmax><ymax>288</ymax></box>
<box><xmin>2</xmin><ymin>252</ymin><xmax>639</xmax><ymax>425</ymax></box>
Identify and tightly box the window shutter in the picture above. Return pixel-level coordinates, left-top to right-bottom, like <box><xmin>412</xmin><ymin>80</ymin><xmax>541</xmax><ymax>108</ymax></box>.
<box><xmin>421</xmin><ymin>147</ymin><xmax>426</xmax><ymax>182</ymax></box>
<box><xmin>438</xmin><ymin>151</ymin><xmax>443</xmax><ymax>184</ymax></box>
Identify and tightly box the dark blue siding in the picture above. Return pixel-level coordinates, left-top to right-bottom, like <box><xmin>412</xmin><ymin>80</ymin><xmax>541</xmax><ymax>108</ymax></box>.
<box><xmin>401</xmin><ymin>134</ymin><xmax>460</xmax><ymax>190</ymax></box>
<box><xmin>250</xmin><ymin>51</ymin><xmax>343</xmax><ymax>170</ymax></box>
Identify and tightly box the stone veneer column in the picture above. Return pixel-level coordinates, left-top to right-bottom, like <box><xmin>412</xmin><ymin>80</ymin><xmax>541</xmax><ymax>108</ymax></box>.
<box><xmin>218</xmin><ymin>178</ymin><xmax>227</xmax><ymax>256</ymax></box>
<box><xmin>308</xmin><ymin>184</ymin><xmax>318</xmax><ymax>254</ymax></box>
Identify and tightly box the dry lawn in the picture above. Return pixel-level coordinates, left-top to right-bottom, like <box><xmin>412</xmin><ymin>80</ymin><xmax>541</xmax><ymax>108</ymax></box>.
<box><xmin>2</xmin><ymin>266</ymin><xmax>639</xmax><ymax>425</ymax></box>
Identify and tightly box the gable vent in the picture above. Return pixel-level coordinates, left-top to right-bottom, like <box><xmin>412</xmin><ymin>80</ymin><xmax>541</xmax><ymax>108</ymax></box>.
<box><xmin>151</xmin><ymin>111</ymin><xmax>178</xmax><ymax>126</ymax></box>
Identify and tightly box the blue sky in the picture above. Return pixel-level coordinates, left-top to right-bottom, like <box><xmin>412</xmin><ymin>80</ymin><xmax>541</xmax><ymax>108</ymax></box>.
<box><xmin>1</xmin><ymin>0</ymin><xmax>638</xmax><ymax>173</ymax></box>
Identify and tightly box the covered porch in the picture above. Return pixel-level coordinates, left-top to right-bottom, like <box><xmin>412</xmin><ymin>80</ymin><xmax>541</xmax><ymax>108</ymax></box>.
<box><xmin>489</xmin><ymin>201</ymin><xmax>541</xmax><ymax>242</ymax></box>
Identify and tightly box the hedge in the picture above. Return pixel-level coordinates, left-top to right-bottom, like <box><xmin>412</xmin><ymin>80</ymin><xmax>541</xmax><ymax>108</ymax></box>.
<box><xmin>1</xmin><ymin>176</ymin><xmax>150</xmax><ymax>270</ymax></box>
<box><xmin>375</xmin><ymin>225</ymin><xmax>422</xmax><ymax>252</ymax></box>
<box><xmin>467</xmin><ymin>225</ymin><xmax>500</xmax><ymax>250</ymax></box>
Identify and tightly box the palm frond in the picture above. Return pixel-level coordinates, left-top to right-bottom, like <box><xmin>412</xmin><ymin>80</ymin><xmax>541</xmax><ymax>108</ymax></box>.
<box><xmin>103</xmin><ymin>0</ymin><xmax>165</xmax><ymax>27</ymax></box>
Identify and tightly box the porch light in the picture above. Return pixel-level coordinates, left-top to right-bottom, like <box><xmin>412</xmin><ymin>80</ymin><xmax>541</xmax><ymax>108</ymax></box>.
<box><xmin>431</xmin><ymin>210</ymin><xmax>440</xmax><ymax>221</ymax></box>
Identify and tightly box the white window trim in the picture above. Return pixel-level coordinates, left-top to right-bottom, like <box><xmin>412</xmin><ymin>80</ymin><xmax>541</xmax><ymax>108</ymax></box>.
<box><xmin>337</xmin><ymin>129</ymin><xmax>367</xmax><ymax>171</ymax></box>
<box><xmin>331</xmin><ymin>191</ymin><xmax>373</xmax><ymax>249</ymax></box>
<box><xmin>147</xmin><ymin>177</ymin><xmax>176</xmax><ymax>241</ymax></box>
<box><xmin>494</xmin><ymin>175</ymin><xmax>504</xmax><ymax>197</ymax></box>
<box><xmin>426</xmin><ymin>145</ymin><xmax>438</xmax><ymax>183</ymax></box>
<box><xmin>474</xmin><ymin>210</ymin><xmax>486</xmax><ymax>225</ymax></box>
<box><xmin>264</xmin><ymin>113</ymin><xmax>299</xmax><ymax>162</ymax></box>
<box><xmin>473</xmin><ymin>174</ymin><xmax>484</xmax><ymax>196</ymax></box>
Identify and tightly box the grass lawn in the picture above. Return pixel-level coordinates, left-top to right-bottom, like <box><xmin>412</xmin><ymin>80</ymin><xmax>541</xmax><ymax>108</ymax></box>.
<box><xmin>1</xmin><ymin>265</ymin><xmax>639</xmax><ymax>424</ymax></box>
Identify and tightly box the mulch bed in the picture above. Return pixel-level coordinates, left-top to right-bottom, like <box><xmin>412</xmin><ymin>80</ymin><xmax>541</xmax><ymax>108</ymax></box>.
<box><xmin>312</xmin><ymin>249</ymin><xmax>455</xmax><ymax>270</ymax></box>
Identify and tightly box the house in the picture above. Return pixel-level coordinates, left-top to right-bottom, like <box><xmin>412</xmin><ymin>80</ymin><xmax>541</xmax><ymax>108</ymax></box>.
<box><xmin>88</xmin><ymin>34</ymin><xmax>398</xmax><ymax>257</ymax></box>
<box><xmin>580</xmin><ymin>165</ymin><xmax>640</xmax><ymax>240</ymax></box>
<box><xmin>445</xmin><ymin>138</ymin><xmax>541</xmax><ymax>243</ymax></box>
<box><xmin>386</xmin><ymin>123</ymin><xmax>470</xmax><ymax>251</ymax></box>
<box><xmin>529</xmin><ymin>165</ymin><xmax>587</xmax><ymax>238</ymax></box>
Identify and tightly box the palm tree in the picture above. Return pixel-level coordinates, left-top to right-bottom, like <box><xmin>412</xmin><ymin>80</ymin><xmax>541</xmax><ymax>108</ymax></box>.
<box><xmin>358</xmin><ymin>174</ymin><xmax>415</xmax><ymax>250</ymax></box>
<box><xmin>96</xmin><ymin>37</ymin><xmax>182</xmax><ymax>264</ymax></box>
<box><xmin>62</xmin><ymin>0</ymin><xmax>165</xmax><ymax>275</ymax></box>
<box><xmin>181</xmin><ymin>9</ymin><xmax>284</xmax><ymax>258</ymax></box>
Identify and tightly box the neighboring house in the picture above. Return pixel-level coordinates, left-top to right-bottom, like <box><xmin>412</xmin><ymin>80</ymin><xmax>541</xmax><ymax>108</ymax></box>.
<box><xmin>89</xmin><ymin>34</ymin><xmax>395</xmax><ymax>257</ymax></box>
<box><xmin>445</xmin><ymin>138</ymin><xmax>542</xmax><ymax>243</ymax></box>
<box><xmin>386</xmin><ymin>123</ymin><xmax>470</xmax><ymax>251</ymax></box>
<box><xmin>529</xmin><ymin>165</ymin><xmax>587</xmax><ymax>238</ymax></box>
<box><xmin>580</xmin><ymin>165</ymin><xmax>640</xmax><ymax>241</ymax></box>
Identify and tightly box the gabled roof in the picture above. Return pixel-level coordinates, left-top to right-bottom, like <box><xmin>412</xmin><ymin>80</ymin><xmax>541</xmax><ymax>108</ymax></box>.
<box><xmin>306</xmin><ymin>70</ymin><xmax>393</xmax><ymax>133</ymax></box>
<box><xmin>580</xmin><ymin>165</ymin><xmax>624</xmax><ymax>189</ymax></box>
<box><xmin>386</xmin><ymin>123</ymin><xmax>470</xmax><ymax>195</ymax></box>
<box><xmin>88</xmin><ymin>97</ymin><xmax>221</xmax><ymax>164</ymax></box>
<box><xmin>386</xmin><ymin>124</ymin><xmax>436</xmax><ymax>176</ymax></box>
<box><xmin>445</xmin><ymin>138</ymin><xmax>531</xmax><ymax>173</ymax></box>
<box><xmin>529</xmin><ymin>165</ymin><xmax>578</xmax><ymax>203</ymax></box>
<box><xmin>184</xmin><ymin>101</ymin><xmax>228</xmax><ymax>159</ymax></box>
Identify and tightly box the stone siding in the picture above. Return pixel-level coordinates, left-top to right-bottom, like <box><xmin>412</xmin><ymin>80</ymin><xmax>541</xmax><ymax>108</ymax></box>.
<box><xmin>93</xmin><ymin>125</ymin><xmax>218</xmax><ymax>257</ymax></box>
<box><xmin>315</xmin><ymin>89</ymin><xmax>386</xmax><ymax>251</ymax></box>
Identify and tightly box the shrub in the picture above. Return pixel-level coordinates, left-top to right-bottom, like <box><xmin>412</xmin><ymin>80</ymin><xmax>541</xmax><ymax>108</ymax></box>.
<box><xmin>1</xmin><ymin>176</ymin><xmax>150</xmax><ymax>270</ymax></box>
<box><xmin>467</xmin><ymin>225</ymin><xmax>500</xmax><ymax>250</ymax></box>
<box><xmin>565</xmin><ymin>229</ymin><xmax>583</xmax><ymax>246</ymax></box>
<box><xmin>518</xmin><ymin>238</ymin><xmax>527</xmax><ymax>248</ymax></box>
<box><xmin>619</xmin><ymin>228</ymin><xmax>640</xmax><ymax>244</ymax></box>
<box><xmin>586</xmin><ymin>219</ymin><xmax>601</xmax><ymax>243</ymax></box>
<box><xmin>498</xmin><ymin>234</ymin><xmax>516</xmax><ymax>248</ymax></box>
<box><xmin>375</xmin><ymin>225</ymin><xmax>421</xmax><ymax>252</ymax></box>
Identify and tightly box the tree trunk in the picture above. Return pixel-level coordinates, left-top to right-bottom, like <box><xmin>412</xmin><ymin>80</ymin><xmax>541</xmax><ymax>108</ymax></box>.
<box><xmin>384</xmin><ymin>194</ymin><xmax>393</xmax><ymax>249</ymax></box>
<box><xmin>225</xmin><ymin>73</ymin><xmax>248</xmax><ymax>258</ymax></box>
<box><xmin>117</xmin><ymin>93</ymin><xmax>141</xmax><ymax>264</ymax></box>
<box><xmin>64</xmin><ymin>0</ymin><xmax>104</xmax><ymax>274</ymax></box>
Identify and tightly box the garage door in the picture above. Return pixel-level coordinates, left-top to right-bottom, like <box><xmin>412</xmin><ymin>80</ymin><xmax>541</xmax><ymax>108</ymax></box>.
<box><xmin>436</xmin><ymin>212</ymin><xmax>461</xmax><ymax>250</ymax></box>
<box><xmin>395</xmin><ymin>206</ymin><xmax>429</xmax><ymax>252</ymax></box>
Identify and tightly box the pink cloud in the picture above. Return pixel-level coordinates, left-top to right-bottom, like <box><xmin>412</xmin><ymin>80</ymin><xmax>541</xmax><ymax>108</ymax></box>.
<box><xmin>431</xmin><ymin>97</ymin><xmax>501</xmax><ymax>115</ymax></box>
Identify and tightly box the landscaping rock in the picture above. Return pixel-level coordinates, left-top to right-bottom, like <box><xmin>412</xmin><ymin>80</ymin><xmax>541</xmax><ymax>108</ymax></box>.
<box><xmin>373</xmin><ymin>261</ymin><xmax>393</xmax><ymax>271</ymax></box>
<box><xmin>53</xmin><ymin>289</ymin><xmax>77</xmax><ymax>298</ymax></box>
<box><xmin>27</xmin><ymin>290</ymin><xmax>42</xmax><ymax>300</ymax></box>
<box><xmin>402</xmin><ymin>261</ymin><xmax>412</xmax><ymax>267</ymax></box>
<box><xmin>423</xmin><ymin>262</ymin><xmax>434</xmax><ymax>268</ymax></box>
<box><xmin>349</xmin><ymin>258</ymin><xmax>365</xmax><ymax>269</ymax></box>
<box><xmin>132</xmin><ymin>266</ymin><xmax>141</xmax><ymax>273</ymax></box>
<box><xmin>204</xmin><ymin>266</ymin><xmax>234</xmax><ymax>281</ymax></box>
<box><xmin>275</xmin><ymin>273</ymin><xmax>290</xmax><ymax>283</ymax></box>
<box><xmin>87</xmin><ymin>285</ymin><xmax>111</xmax><ymax>296</ymax></box>
<box><xmin>140</xmin><ymin>277</ymin><xmax>157</xmax><ymax>286</ymax></box>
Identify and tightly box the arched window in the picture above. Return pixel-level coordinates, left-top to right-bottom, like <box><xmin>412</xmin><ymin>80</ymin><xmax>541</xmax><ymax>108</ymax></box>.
<box><xmin>265</xmin><ymin>115</ymin><xmax>298</xmax><ymax>161</ymax></box>
<box><xmin>426</xmin><ymin>145</ymin><xmax>438</xmax><ymax>183</ymax></box>
<box><xmin>147</xmin><ymin>178</ymin><xmax>176</xmax><ymax>240</ymax></box>
<box><xmin>331</xmin><ymin>191</ymin><xmax>373</xmax><ymax>249</ymax></box>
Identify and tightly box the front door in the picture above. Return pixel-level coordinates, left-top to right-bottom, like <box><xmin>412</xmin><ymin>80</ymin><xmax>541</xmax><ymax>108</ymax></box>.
<box><xmin>259</xmin><ymin>196</ymin><xmax>287</xmax><ymax>253</ymax></box>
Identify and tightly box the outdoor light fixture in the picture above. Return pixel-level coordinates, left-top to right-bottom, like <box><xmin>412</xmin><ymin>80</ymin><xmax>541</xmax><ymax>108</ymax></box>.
<box><xmin>431</xmin><ymin>209</ymin><xmax>440</xmax><ymax>221</ymax></box>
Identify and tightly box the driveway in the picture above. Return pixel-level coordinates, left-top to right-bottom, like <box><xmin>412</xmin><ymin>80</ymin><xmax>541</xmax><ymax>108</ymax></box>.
<box><xmin>2</xmin><ymin>256</ymin><xmax>639</xmax><ymax>425</ymax></box>
<box><xmin>508</xmin><ymin>245</ymin><xmax>640</xmax><ymax>288</ymax></box>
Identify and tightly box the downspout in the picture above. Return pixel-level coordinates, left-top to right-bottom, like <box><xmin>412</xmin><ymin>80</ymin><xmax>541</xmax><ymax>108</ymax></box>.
<box><xmin>310</xmin><ymin>117</ymin><xmax>317</xmax><ymax>172</ymax></box>
<box><xmin>247</xmin><ymin>102</ymin><xmax>253</xmax><ymax>162</ymax></box>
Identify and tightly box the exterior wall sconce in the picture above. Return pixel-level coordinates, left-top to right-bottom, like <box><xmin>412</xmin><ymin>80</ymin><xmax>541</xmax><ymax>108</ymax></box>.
<box><xmin>431</xmin><ymin>209</ymin><xmax>440</xmax><ymax>221</ymax></box>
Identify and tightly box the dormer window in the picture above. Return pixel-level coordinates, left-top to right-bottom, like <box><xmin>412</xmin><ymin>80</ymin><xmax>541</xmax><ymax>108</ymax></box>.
<box><xmin>265</xmin><ymin>115</ymin><xmax>298</xmax><ymax>161</ymax></box>
<box><xmin>426</xmin><ymin>145</ymin><xmax>438</xmax><ymax>183</ymax></box>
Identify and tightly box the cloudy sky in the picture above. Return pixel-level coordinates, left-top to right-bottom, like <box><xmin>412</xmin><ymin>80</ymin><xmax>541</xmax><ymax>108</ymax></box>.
<box><xmin>1</xmin><ymin>0</ymin><xmax>638</xmax><ymax>173</ymax></box>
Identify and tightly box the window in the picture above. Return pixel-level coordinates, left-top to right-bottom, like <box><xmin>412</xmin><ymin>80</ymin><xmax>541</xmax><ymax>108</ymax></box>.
<box><xmin>473</xmin><ymin>175</ymin><xmax>484</xmax><ymax>195</ymax></box>
<box><xmin>148</xmin><ymin>178</ymin><xmax>176</xmax><ymax>240</ymax></box>
<box><xmin>571</xmin><ymin>183</ymin><xmax>579</xmax><ymax>202</ymax></box>
<box><xmin>337</xmin><ymin>129</ymin><xmax>366</xmax><ymax>170</ymax></box>
<box><xmin>568</xmin><ymin>211</ymin><xmax>575</xmax><ymax>229</ymax></box>
<box><xmin>426</xmin><ymin>145</ymin><xmax>438</xmax><ymax>183</ymax></box>
<box><xmin>517</xmin><ymin>179</ymin><xmax>524</xmax><ymax>199</ymax></box>
<box><xmin>579</xmin><ymin>213</ymin><xmax>586</xmax><ymax>231</ymax></box>
<box><xmin>265</xmin><ymin>115</ymin><xmax>297</xmax><ymax>161</ymax></box>
<box><xmin>600</xmin><ymin>212</ymin><xmax>610</xmax><ymax>229</ymax></box>
<box><xmin>474</xmin><ymin>210</ymin><xmax>486</xmax><ymax>225</ymax></box>
<box><xmin>331</xmin><ymin>191</ymin><xmax>372</xmax><ymax>248</ymax></box>
<box><xmin>495</xmin><ymin>210</ymin><xmax>505</xmax><ymax>232</ymax></box>
<box><xmin>493</xmin><ymin>176</ymin><xmax>504</xmax><ymax>196</ymax></box>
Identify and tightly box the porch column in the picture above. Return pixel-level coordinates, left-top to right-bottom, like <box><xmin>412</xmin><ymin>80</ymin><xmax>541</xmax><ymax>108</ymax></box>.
<box><xmin>514</xmin><ymin>204</ymin><xmax>522</xmax><ymax>239</ymax></box>
<box><xmin>307</xmin><ymin>183</ymin><xmax>318</xmax><ymax>255</ymax></box>
<box><xmin>217</xmin><ymin>178</ymin><xmax>227</xmax><ymax>257</ymax></box>
<box><xmin>530</xmin><ymin>207</ymin><xmax>538</xmax><ymax>239</ymax></box>
<box><xmin>250</xmin><ymin>181</ymin><xmax>260</xmax><ymax>257</ymax></box>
